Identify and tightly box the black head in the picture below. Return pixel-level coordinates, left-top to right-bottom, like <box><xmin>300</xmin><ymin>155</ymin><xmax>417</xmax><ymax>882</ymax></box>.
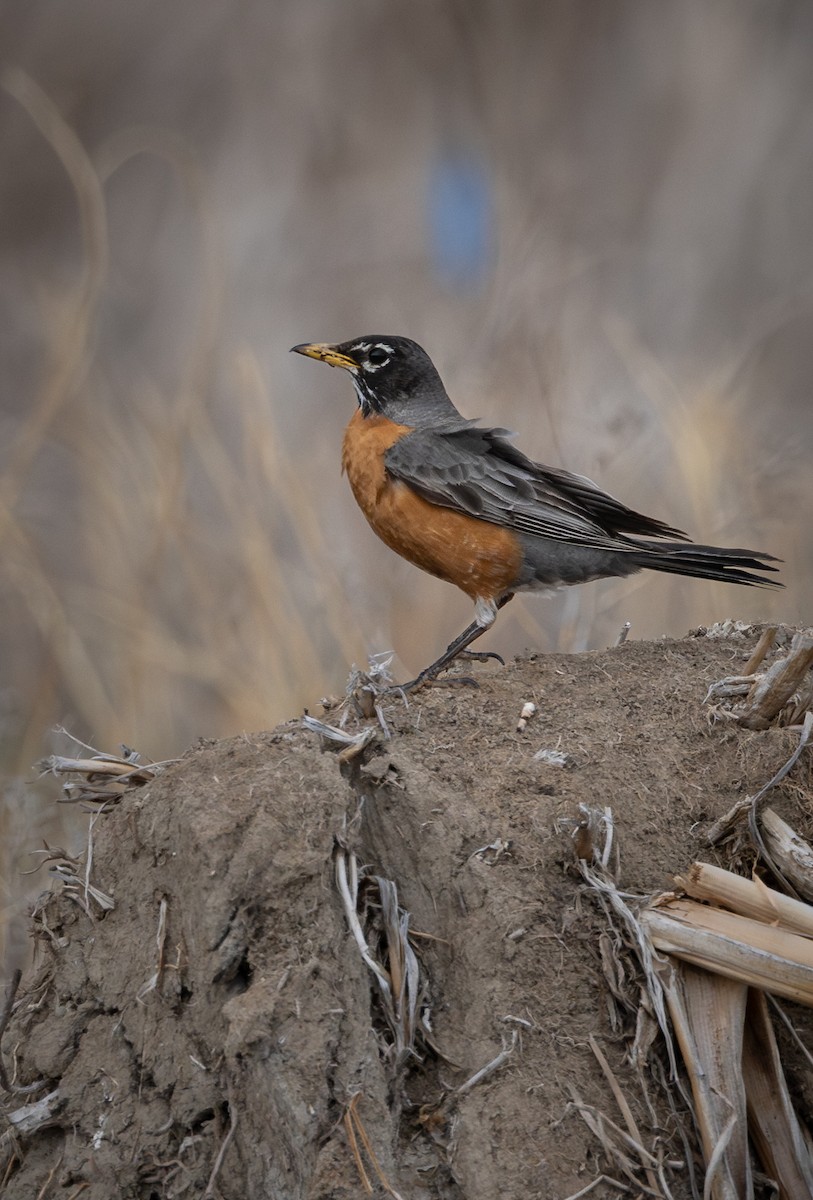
<box><xmin>290</xmin><ymin>334</ymin><xmax>462</xmax><ymax>426</ymax></box>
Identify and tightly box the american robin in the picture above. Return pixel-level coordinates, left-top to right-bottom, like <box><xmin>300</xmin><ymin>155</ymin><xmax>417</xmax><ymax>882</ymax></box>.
<box><xmin>291</xmin><ymin>335</ymin><xmax>781</xmax><ymax>689</ymax></box>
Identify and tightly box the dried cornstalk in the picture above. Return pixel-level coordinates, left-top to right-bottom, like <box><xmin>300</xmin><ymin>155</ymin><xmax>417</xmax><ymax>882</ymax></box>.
<box><xmin>760</xmin><ymin>809</ymin><xmax>813</xmax><ymax>904</ymax></box>
<box><xmin>375</xmin><ymin>877</ymin><xmax>421</xmax><ymax>1061</ymax></box>
<box><xmin>642</xmin><ymin>898</ymin><xmax>813</xmax><ymax>1006</ymax></box>
<box><xmin>333</xmin><ymin>844</ymin><xmax>421</xmax><ymax>1065</ymax></box>
<box><xmin>738</xmin><ymin>630</ymin><xmax>813</xmax><ymax>729</ymax></box>
<box><xmin>301</xmin><ymin>716</ymin><xmax>379</xmax><ymax>761</ymax></box>
<box><xmin>743</xmin><ymin>990</ymin><xmax>813</xmax><ymax>1199</ymax></box>
<box><xmin>742</xmin><ymin>626</ymin><xmax>778</xmax><ymax>675</ymax></box>
<box><xmin>676</xmin><ymin>862</ymin><xmax>813</xmax><ymax>938</ymax></box>
<box><xmin>657</xmin><ymin>963</ymin><xmax>750</xmax><ymax>1200</ymax></box>
<box><xmin>705</xmin><ymin>713</ymin><xmax>813</xmax><ymax>893</ymax></box>
<box><xmin>40</xmin><ymin>743</ymin><xmax>177</xmax><ymax>807</ymax></box>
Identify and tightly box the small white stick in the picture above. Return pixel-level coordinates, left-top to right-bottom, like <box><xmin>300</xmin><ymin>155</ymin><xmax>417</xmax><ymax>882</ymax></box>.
<box><xmin>456</xmin><ymin>1031</ymin><xmax>517</xmax><ymax>1094</ymax></box>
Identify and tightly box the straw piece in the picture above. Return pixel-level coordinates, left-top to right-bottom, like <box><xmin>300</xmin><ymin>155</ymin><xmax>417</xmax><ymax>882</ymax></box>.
<box><xmin>760</xmin><ymin>809</ymin><xmax>813</xmax><ymax>904</ymax></box>
<box><xmin>742</xmin><ymin>626</ymin><xmax>778</xmax><ymax>676</ymax></box>
<box><xmin>659</xmin><ymin>963</ymin><xmax>750</xmax><ymax>1200</ymax></box>
<box><xmin>676</xmin><ymin>861</ymin><xmax>813</xmax><ymax>938</ymax></box>
<box><xmin>743</xmin><ymin>990</ymin><xmax>813</xmax><ymax>1199</ymax></box>
<box><xmin>738</xmin><ymin>630</ymin><xmax>813</xmax><ymax>729</ymax></box>
<box><xmin>642</xmin><ymin>899</ymin><xmax>813</xmax><ymax>1006</ymax></box>
<box><xmin>5</xmin><ymin>1089</ymin><xmax>61</xmax><ymax>1135</ymax></box>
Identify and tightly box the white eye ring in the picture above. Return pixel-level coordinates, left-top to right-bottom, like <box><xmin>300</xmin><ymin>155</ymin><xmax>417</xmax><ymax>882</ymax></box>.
<box><xmin>367</xmin><ymin>346</ymin><xmax>390</xmax><ymax>367</ymax></box>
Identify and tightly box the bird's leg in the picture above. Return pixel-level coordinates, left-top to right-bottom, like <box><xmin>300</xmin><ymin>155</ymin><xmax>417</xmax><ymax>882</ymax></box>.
<box><xmin>396</xmin><ymin>594</ymin><xmax>514</xmax><ymax>693</ymax></box>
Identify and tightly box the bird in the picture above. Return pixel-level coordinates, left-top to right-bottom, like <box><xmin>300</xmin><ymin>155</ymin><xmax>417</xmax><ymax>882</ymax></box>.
<box><xmin>291</xmin><ymin>335</ymin><xmax>781</xmax><ymax>690</ymax></box>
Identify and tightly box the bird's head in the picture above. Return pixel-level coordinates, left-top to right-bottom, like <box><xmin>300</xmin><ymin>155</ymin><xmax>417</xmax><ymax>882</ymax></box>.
<box><xmin>291</xmin><ymin>335</ymin><xmax>461</xmax><ymax>426</ymax></box>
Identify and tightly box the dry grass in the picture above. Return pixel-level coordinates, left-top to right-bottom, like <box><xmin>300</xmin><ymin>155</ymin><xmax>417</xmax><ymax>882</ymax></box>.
<box><xmin>0</xmin><ymin>70</ymin><xmax>370</xmax><ymax>779</ymax></box>
<box><xmin>0</xmin><ymin>71</ymin><xmax>370</xmax><ymax>967</ymax></box>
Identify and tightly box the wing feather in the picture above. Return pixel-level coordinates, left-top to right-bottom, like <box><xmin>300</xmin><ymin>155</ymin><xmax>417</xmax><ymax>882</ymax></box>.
<box><xmin>385</xmin><ymin>425</ymin><xmax>688</xmax><ymax>548</ymax></box>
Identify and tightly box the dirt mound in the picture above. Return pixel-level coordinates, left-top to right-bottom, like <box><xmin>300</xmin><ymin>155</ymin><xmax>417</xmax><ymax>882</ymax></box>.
<box><xmin>3</xmin><ymin>629</ymin><xmax>812</xmax><ymax>1198</ymax></box>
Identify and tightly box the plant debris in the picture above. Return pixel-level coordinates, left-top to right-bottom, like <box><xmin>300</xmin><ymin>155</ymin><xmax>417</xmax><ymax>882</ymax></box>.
<box><xmin>4</xmin><ymin>630</ymin><xmax>813</xmax><ymax>1198</ymax></box>
<box><xmin>38</xmin><ymin>730</ymin><xmax>177</xmax><ymax>808</ymax></box>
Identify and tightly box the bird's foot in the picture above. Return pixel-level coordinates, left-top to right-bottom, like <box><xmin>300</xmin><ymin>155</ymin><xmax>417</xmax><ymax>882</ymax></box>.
<box><xmin>386</xmin><ymin>648</ymin><xmax>505</xmax><ymax>695</ymax></box>
<box><xmin>457</xmin><ymin>649</ymin><xmax>505</xmax><ymax>667</ymax></box>
<box><xmin>388</xmin><ymin>671</ymin><xmax>479</xmax><ymax>696</ymax></box>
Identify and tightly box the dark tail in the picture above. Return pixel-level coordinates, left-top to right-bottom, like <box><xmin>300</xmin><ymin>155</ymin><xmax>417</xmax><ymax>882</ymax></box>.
<box><xmin>628</xmin><ymin>541</ymin><xmax>783</xmax><ymax>588</ymax></box>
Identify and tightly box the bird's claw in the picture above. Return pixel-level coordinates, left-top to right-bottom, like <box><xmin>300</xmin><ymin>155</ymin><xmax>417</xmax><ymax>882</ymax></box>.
<box><xmin>425</xmin><ymin>673</ymin><xmax>480</xmax><ymax>690</ymax></box>
<box><xmin>383</xmin><ymin>671</ymin><xmax>480</xmax><ymax>696</ymax></box>
<box><xmin>457</xmin><ymin>649</ymin><xmax>505</xmax><ymax>667</ymax></box>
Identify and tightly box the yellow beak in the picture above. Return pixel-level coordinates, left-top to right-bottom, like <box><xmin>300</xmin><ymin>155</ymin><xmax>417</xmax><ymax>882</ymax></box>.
<box><xmin>290</xmin><ymin>343</ymin><xmax>358</xmax><ymax>371</ymax></box>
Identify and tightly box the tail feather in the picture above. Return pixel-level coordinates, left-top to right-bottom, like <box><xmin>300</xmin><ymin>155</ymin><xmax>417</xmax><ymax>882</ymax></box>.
<box><xmin>629</xmin><ymin>541</ymin><xmax>782</xmax><ymax>588</ymax></box>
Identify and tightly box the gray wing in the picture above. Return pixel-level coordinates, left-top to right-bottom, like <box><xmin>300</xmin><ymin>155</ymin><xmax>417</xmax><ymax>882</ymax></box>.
<box><xmin>384</xmin><ymin>425</ymin><xmax>688</xmax><ymax>548</ymax></box>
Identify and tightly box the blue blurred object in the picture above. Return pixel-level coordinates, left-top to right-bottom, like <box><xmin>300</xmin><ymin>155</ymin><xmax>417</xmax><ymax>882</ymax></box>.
<box><xmin>428</xmin><ymin>153</ymin><xmax>494</xmax><ymax>290</ymax></box>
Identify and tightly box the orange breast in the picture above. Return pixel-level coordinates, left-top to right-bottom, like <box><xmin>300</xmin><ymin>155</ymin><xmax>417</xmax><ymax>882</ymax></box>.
<box><xmin>341</xmin><ymin>410</ymin><xmax>522</xmax><ymax>602</ymax></box>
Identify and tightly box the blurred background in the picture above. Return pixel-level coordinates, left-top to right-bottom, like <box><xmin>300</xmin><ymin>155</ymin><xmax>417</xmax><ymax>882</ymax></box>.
<box><xmin>1</xmin><ymin>1</ymin><xmax>811</xmax><ymax>962</ymax></box>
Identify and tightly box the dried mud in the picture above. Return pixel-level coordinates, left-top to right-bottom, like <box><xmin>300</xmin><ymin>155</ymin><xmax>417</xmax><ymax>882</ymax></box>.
<box><xmin>3</xmin><ymin>628</ymin><xmax>813</xmax><ymax>1199</ymax></box>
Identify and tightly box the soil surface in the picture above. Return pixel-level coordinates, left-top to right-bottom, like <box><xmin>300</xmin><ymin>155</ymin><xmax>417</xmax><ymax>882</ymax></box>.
<box><xmin>3</xmin><ymin>627</ymin><xmax>813</xmax><ymax>1199</ymax></box>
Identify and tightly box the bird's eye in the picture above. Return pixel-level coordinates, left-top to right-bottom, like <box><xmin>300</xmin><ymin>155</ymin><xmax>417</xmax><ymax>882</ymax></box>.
<box><xmin>367</xmin><ymin>346</ymin><xmax>389</xmax><ymax>366</ymax></box>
